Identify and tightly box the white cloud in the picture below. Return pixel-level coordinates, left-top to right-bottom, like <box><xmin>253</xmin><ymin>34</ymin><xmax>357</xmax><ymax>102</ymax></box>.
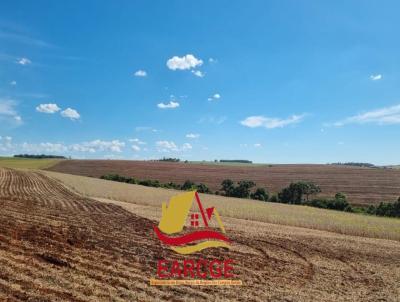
<box><xmin>17</xmin><ymin>57</ymin><xmax>31</xmax><ymax>65</ymax></box>
<box><xmin>182</xmin><ymin>143</ymin><xmax>192</xmax><ymax>150</ymax></box>
<box><xmin>0</xmin><ymin>99</ymin><xmax>17</xmax><ymax>116</ymax></box>
<box><xmin>61</xmin><ymin>108</ymin><xmax>80</xmax><ymax>120</ymax></box>
<box><xmin>186</xmin><ymin>133</ymin><xmax>200</xmax><ymax>139</ymax></box>
<box><xmin>156</xmin><ymin>141</ymin><xmax>192</xmax><ymax>152</ymax></box>
<box><xmin>15</xmin><ymin>142</ymin><xmax>67</xmax><ymax>154</ymax></box>
<box><xmin>370</xmin><ymin>74</ymin><xmax>382</xmax><ymax>81</ymax></box>
<box><xmin>208</xmin><ymin>93</ymin><xmax>221</xmax><ymax>101</ymax></box>
<box><xmin>0</xmin><ymin>137</ymin><xmax>130</xmax><ymax>155</ymax></box>
<box><xmin>134</xmin><ymin>70</ymin><xmax>147</xmax><ymax>77</ymax></box>
<box><xmin>129</xmin><ymin>138</ymin><xmax>146</xmax><ymax>145</ymax></box>
<box><xmin>166</xmin><ymin>54</ymin><xmax>203</xmax><ymax>70</ymax></box>
<box><xmin>131</xmin><ymin>145</ymin><xmax>141</xmax><ymax>151</ymax></box>
<box><xmin>209</xmin><ymin>58</ymin><xmax>216</xmax><ymax>63</ymax></box>
<box><xmin>192</xmin><ymin>70</ymin><xmax>204</xmax><ymax>77</ymax></box>
<box><xmin>198</xmin><ymin>115</ymin><xmax>227</xmax><ymax>125</ymax></box>
<box><xmin>156</xmin><ymin>140</ymin><xmax>178</xmax><ymax>152</ymax></box>
<box><xmin>0</xmin><ymin>99</ymin><xmax>22</xmax><ymax>125</ymax></box>
<box><xmin>240</xmin><ymin>114</ymin><xmax>305</xmax><ymax>129</ymax></box>
<box><xmin>10</xmin><ymin>81</ymin><xmax>16</xmax><ymax>86</ymax></box>
<box><xmin>333</xmin><ymin>104</ymin><xmax>400</xmax><ymax>126</ymax></box>
<box><xmin>0</xmin><ymin>136</ymin><xmax>13</xmax><ymax>152</ymax></box>
<box><xmin>135</xmin><ymin>126</ymin><xmax>159</xmax><ymax>132</ymax></box>
<box><xmin>70</xmin><ymin>140</ymin><xmax>125</xmax><ymax>153</ymax></box>
<box><xmin>157</xmin><ymin>101</ymin><xmax>179</xmax><ymax>109</ymax></box>
<box><xmin>254</xmin><ymin>143</ymin><xmax>262</xmax><ymax>147</ymax></box>
<box><xmin>36</xmin><ymin>103</ymin><xmax>61</xmax><ymax>114</ymax></box>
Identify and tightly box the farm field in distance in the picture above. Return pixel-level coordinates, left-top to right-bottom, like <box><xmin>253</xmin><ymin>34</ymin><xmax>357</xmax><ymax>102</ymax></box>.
<box><xmin>0</xmin><ymin>157</ymin><xmax>62</xmax><ymax>169</ymax></box>
<box><xmin>1</xmin><ymin>167</ymin><xmax>400</xmax><ymax>301</ymax></box>
<box><xmin>48</xmin><ymin>160</ymin><xmax>400</xmax><ymax>206</ymax></box>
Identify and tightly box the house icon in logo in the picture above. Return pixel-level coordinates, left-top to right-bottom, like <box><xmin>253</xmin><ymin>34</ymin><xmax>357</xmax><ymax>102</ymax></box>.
<box><xmin>154</xmin><ymin>191</ymin><xmax>230</xmax><ymax>254</ymax></box>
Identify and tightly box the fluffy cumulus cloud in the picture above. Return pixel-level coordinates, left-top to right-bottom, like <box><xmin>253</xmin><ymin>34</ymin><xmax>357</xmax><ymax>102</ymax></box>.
<box><xmin>166</xmin><ymin>54</ymin><xmax>203</xmax><ymax>70</ymax></box>
<box><xmin>198</xmin><ymin>115</ymin><xmax>227</xmax><ymax>125</ymax></box>
<box><xmin>70</xmin><ymin>140</ymin><xmax>125</xmax><ymax>153</ymax></box>
<box><xmin>0</xmin><ymin>136</ymin><xmax>13</xmax><ymax>152</ymax></box>
<box><xmin>129</xmin><ymin>138</ymin><xmax>146</xmax><ymax>145</ymax></box>
<box><xmin>0</xmin><ymin>99</ymin><xmax>22</xmax><ymax>125</ymax></box>
<box><xmin>21</xmin><ymin>142</ymin><xmax>68</xmax><ymax>153</ymax></box>
<box><xmin>0</xmin><ymin>137</ymin><xmax>132</xmax><ymax>156</ymax></box>
<box><xmin>17</xmin><ymin>57</ymin><xmax>31</xmax><ymax>65</ymax></box>
<box><xmin>186</xmin><ymin>133</ymin><xmax>200</xmax><ymax>139</ymax></box>
<box><xmin>131</xmin><ymin>145</ymin><xmax>141</xmax><ymax>151</ymax></box>
<box><xmin>156</xmin><ymin>141</ymin><xmax>192</xmax><ymax>152</ymax></box>
<box><xmin>334</xmin><ymin>104</ymin><xmax>400</xmax><ymax>126</ymax></box>
<box><xmin>134</xmin><ymin>70</ymin><xmax>147</xmax><ymax>77</ymax></box>
<box><xmin>241</xmin><ymin>114</ymin><xmax>305</xmax><ymax>129</ymax></box>
<box><xmin>0</xmin><ymin>138</ymin><xmax>68</xmax><ymax>154</ymax></box>
<box><xmin>208</xmin><ymin>93</ymin><xmax>221</xmax><ymax>101</ymax></box>
<box><xmin>61</xmin><ymin>108</ymin><xmax>80</xmax><ymax>120</ymax></box>
<box><xmin>129</xmin><ymin>138</ymin><xmax>146</xmax><ymax>152</ymax></box>
<box><xmin>181</xmin><ymin>143</ymin><xmax>192</xmax><ymax>151</ymax></box>
<box><xmin>157</xmin><ymin>101</ymin><xmax>179</xmax><ymax>109</ymax></box>
<box><xmin>191</xmin><ymin>70</ymin><xmax>204</xmax><ymax>77</ymax></box>
<box><xmin>370</xmin><ymin>74</ymin><xmax>382</xmax><ymax>81</ymax></box>
<box><xmin>156</xmin><ymin>140</ymin><xmax>178</xmax><ymax>152</ymax></box>
<box><xmin>36</xmin><ymin>103</ymin><xmax>61</xmax><ymax>114</ymax></box>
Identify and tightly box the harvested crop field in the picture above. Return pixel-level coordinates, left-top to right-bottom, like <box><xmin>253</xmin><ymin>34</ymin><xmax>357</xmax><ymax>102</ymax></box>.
<box><xmin>1</xmin><ymin>167</ymin><xmax>400</xmax><ymax>301</ymax></box>
<box><xmin>48</xmin><ymin>160</ymin><xmax>400</xmax><ymax>206</ymax></box>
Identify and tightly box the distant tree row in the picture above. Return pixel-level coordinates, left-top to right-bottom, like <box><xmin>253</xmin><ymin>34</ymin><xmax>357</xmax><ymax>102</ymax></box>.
<box><xmin>100</xmin><ymin>174</ymin><xmax>211</xmax><ymax>193</ymax></box>
<box><xmin>99</xmin><ymin>174</ymin><xmax>400</xmax><ymax>218</ymax></box>
<box><xmin>330</xmin><ymin>162</ymin><xmax>376</xmax><ymax>168</ymax></box>
<box><xmin>158</xmin><ymin>157</ymin><xmax>180</xmax><ymax>162</ymax></box>
<box><xmin>13</xmin><ymin>154</ymin><xmax>67</xmax><ymax>159</ymax></box>
<box><xmin>219</xmin><ymin>159</ymin><xmax>253</xmax><ymax>164</ymax></box>
<box><xmin>364</xmin><ymin>198</ymin><xmax>400</xmax><ymax>217</ymax></box>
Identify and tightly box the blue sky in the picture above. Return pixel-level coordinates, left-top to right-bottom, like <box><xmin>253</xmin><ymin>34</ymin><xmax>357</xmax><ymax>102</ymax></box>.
<box><xmin>1</xmin><ymin>1</ymin><xmax>400</xmax><ymax>164</ymax></box>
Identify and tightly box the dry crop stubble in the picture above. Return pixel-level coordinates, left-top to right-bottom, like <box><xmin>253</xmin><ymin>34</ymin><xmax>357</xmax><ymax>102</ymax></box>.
<box><xmin>43</xmin><ymin>170</ymin><xmax>400</xmax><ymax>241</ymax></box>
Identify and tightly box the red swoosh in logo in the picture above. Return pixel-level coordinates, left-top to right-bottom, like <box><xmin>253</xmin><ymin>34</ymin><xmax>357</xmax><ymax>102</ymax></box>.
<box><xmin>154</xmin><ymin>226</ymin><xmax>230</xmax><ymax>246</ymax></box>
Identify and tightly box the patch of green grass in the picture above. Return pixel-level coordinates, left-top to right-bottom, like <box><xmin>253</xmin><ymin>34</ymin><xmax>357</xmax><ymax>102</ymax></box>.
<box><xmin>0</xmin><ymin>157</ymin><xmax>62</xmax><ymax>169</ymax></box>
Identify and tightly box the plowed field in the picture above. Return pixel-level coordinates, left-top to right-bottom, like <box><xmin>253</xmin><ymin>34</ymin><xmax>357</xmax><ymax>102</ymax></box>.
<box><xmin>0</xmin><ymin>168</ymin><xmax>399</xmax><ymax>301</ymax></box>
<box><xmin>47</xmin><ymin>160</ymin><xmax>400</xmax><ymax>205</ymax></box>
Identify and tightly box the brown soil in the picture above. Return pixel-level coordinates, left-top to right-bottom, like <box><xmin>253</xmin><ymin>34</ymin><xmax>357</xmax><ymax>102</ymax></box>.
<box><xmin>0</xmin><ymin>168</ymin><xmax>399</xmax><ymax>301</ymax></box>
<box><xmin>48</xmin><ymin>160</ymin><xmax>400</xmax><ymax>205</ymax></box>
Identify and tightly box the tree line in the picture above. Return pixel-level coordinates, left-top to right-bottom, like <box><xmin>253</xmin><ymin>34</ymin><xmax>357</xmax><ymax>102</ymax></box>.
<box><xmin>14</xmin><ymin>154</ymin><xmax>67</xmax><ymax>159</ymax></box>
<box><xmin>99</xmin><ymin>174</ymin><xmax>400</xmax><ymax>218</ymax></box>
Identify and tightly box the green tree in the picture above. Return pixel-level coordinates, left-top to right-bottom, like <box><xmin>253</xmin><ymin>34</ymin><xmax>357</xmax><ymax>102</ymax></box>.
<box><xmin>250</xmin><ymin>188</ymin><xmax>269</xmax><ymax>201</ymax></box>
<box><xmin>278</xmin><ymin>181</ymin><xmax>321</xmax><ymax>204</ymax></box>
<box><xmin>301</xmin><ymin>182</ymin><xmax>321</xmax><ymax>202</ymax></box>
<box><xmin>220</xmin><ymin>179</ymin><xmax>235</xmax><ymax>196</ymax></box>
<box><xmin>233</xmin><ymin>180</ymin><xmax>256</xmax><ymax>198</ymax></box>
<box><xmin>182</xmin><ymin>180</ymin><xmax>196</xmax><ymax>190</ymax></box>
<box><xmin>196</xmin><ymin>183</ymin><xmax>211</xmax><ymax>194</ymax></box>
<box><xmin>269</xmin><ymin>194</ymin><xmax>278</xmax><ymax>203</ymax></box>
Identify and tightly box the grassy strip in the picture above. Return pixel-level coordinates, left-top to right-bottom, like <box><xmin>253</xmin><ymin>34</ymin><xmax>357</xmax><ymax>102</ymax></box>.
<box><xmin>0</xmin><ymin>157</ymin><xmax>62</xmax><ymax>169</ymax></box>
